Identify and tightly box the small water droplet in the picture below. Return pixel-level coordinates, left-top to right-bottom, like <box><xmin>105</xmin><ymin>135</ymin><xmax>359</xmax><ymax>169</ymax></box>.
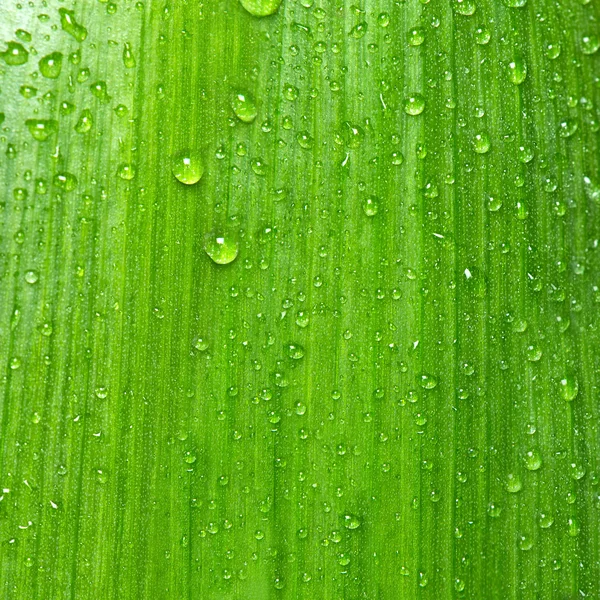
<box><xmin>508</xmin><ymin>55</ymin><xmax>527</xmax><ymax>85</ymax></box>
<box><xmin>363</xmin><ymin>196</ymin><xmax>379</xmax><ymax>216</ymax></box>
<box><xmin>123</xmin><ymin>42</ymin><xmax>136</xmax><ymax>68</ymax></box>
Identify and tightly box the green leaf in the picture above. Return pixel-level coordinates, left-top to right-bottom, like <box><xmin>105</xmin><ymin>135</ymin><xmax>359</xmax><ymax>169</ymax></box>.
<box><xmin>1</xmin><ymin>0</ymin><xmax>599</xmax><ymax>598</ymax></box>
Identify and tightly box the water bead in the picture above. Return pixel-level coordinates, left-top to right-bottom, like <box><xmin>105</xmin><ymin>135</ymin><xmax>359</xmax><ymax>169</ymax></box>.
<box><xmin>204</xmin><ymin>232</ymin><xmax>239</xmax><ymax>265</ymax></box>
<box><xmin>232</xmin><ymin>92</ymin><xmax>258</xmax><ymax>123</ymax></box>
<box><xmin>39</xmin><ymin>52</ymin><xmax>63</xmax><ymax>79</ymax></box>
<box><xmin>1</xmin><ymin>41</ymin><xmax>29</xmax><ymax>66</ymax></box>
<box><xmin>172</xmin><ymin>151</ymin><xmax>204</xmax><ymax>185</ymax></box>
<box><xmin>239</xmin><ymin>0</ymin><xmax>282</xmax><ymax>17</ymax></box>
<box><xmin>59</xmin><ymin>8</ymin><xmax>88</xmax><ymax>42</ymax></box>
<box><xmin>404</xmin><ymin>94</ymin><xmax>425</xmax><ymax>116</ymax></box>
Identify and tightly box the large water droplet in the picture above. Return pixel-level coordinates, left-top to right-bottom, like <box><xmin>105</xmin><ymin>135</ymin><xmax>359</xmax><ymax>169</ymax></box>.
<box><xmin>26</xmin><ymin>119</ymin><xmax>58</xmax><ymax>141</ymax></box>
<box><xmin>232</xmin><ymin>92</ymin><xmax>257</xmax><ymax>123</ymax></box>
<box><xmin>172</xmin><ymin>151</ymin><xmax>204</xmax><ymax>185</ymax></box>
<box><xmin>508</xmin><ymin>55</ymin><xmax>527</xmax><ymax>85</ymax></box>
<box><xmin>59</xmin><ymin>8</ymin><xmax>88</xmax><ymax>42</ymax></box>
<box><xmin>404</xmin><ymin>94</ymin><xmax>425</xmax><ymax>115</ymax></box>
<box><xmin>239</xmin><ymin>0</ymin><xmax>282</xmax><ymax>17</ymax></box>
<box><xmin>123</xmin><ymin>42</ymin><xmax>136</xmax><ymax>68</ymax></box>
<box><xmin>1</xmin><ymin>41</ymin><xmax>29</xmax><ymax>66</ymax></box>
<box><xmin>39</xmin><ymin>52</ymin><xmax>63</xmax><ymax>78</ymax></box>
<box><xmin>204</xmin><ymin>232</ymin><xmax>239</xmax><ymax>265</ymax></box>
<box><xmin>559</xmin><ymin>374</ymin><xmax>579</xmax><ymax>401</ymax></box>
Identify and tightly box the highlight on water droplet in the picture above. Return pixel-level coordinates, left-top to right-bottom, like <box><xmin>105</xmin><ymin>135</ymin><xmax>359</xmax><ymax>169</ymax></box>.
<box><xmin>39</xmin><ymin>52</ymin><xmax>63</xmax><ymax>79</ymax></box>
<box><xmin>26</xmin><ymin>119</ymin><xmax>58</xmax><ymax>142</ymax></box>
<box><xmin>59</xmin><ymin>8</ymin><xmax>88</xmax><ymax>42</ymax></box>
<box><xmin>239</xmin><ymin>0</ymin><xmax>282</xmax><ymax>17</ymax></box>
<box><xmin>404</xmin><ymin>94</ymin><xmax>425</xmax><ymax>116</ymax></box>
<box><xmin>204</xmin><ymin>231</ymin><xmax>239</xmax><ymax>265</ymax></box>
<box><xmin>232</xmin><ymin>92</ymin><xmax>257</xmax><ymax>123</ymax></box>
<box><xmin>172</xmin><ymin>151</ymin><xmax>204</xmax><ymax>185</ymax></box>
<box><xmin>1</xmin><ymin>41</ymin><xmax>29</xmax><ymax>66</ymax></box>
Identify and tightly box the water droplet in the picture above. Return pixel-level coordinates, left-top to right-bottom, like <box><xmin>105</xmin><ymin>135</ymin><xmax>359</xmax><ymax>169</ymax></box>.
<box><xmin>287</xmin><ymin>343</ymin><xmax>305</xmax><ymax>360</ymax></box>
<box><xmin>504</xmin><ymin>0</ymin><xmax>526</xmax><ymax>6</ymax></box>
<box><xmin>59</xmin><ymin>8</ymin><xmax>88</xmax><ymax>42</ymax></box>
<box><xmin>39</xmin><ymin>52</ymin><xmax>63</xmax><ymax>79</ymax></box>
<box><xmin>583</xmin><ymin>175</ymin><xmax>600</xmax><ymax>203</ymax></box>
<box><xmin>408</xmin><ymin>27</ymin><xmax>425</xmax><ymax>46</ymax></box>
<box><xmin>473</xmin><ymin>132</ymin><xmax>490</xmax><ymax>153</ymax></box>
<box><xmin>453</xmin><ymin>0</ymin><xmax>476</xmax><ymax>16</ymax></box>
<box><xmin>363</xmin><ymin>196</ymin><xmax>379</xmax><ymax>216</ymax></box>
<box><xmin>204</xmin><ymin>232</ymin><xmax>239</xmax><ymax>265</ymax></box>
<box><xmin>1</xmin><ymin>41</ymin><xmax>29</xmax><ymax>66</ymax></box>
<box><xmin>193</xmin><ymin>336</ymin><xmax>209</xmax><ymax>352</ymax></box>
<box><xmin>419</xmin><ymin>374</ymin><xmax>438</xmax><ymax>389</ymax></box>
<box><xmin>25</xmin><ymin>270</ymin><xmax>39</xmax><ymax>284</ymax></box>
<box><xmin>341</xmin><ymin>121</ymin><xmax>365</xmax><ymax>148</ymax></box>
<box><xmin>117</xmin><ymin>163</ymin><xmax>136</xmax><ymax>180</ymax></box>
<box><xmin>349</xmin><ymin>22</ymin><xmax>368</xmax><ymax>39</ymax></box>
<box><xmin>239</xmin><ymin>0</ymin><xmax>282</xmax><ymax>17</ymax></box>
<box><xmin>506</xmin><ymin>473</ymin><xmax>522</xmax><ymax>493</ymax></box>
<box><xmin>74</xmin><ymin>109</ymin><xmax>93</xmax><ymax>133</ymax></box>
<box><xmin>524</xmin><ymin>449</ymin><xmax>542</xmax><ymax>471</ymax></box>
<box><xmin>183</xmin><ymin>451</ymin><xmax>197</xmax><ymax>464</ymax></box>
<box><xmin>296</xmin><ymin>131</ymin><xmax>313</xmax><ymax>149</ymax></box>
<box><xmin>582</xmin><ymin>34</ymin><xmax>600</xmax><ymax>55</ymax></box>
<box><xmin>26</xmin><ymin>119</ymin><xmax>58</xmax><ymax>142</ymax></box>
<box><xmin>475</xmin><ymin>27</ymin><xmax>491</xmax><ymax>45</ymax></box>
<box><xmin>508</xmin><ymin>55</ymin><xmax>527</xmax><ymax>85</ymax></box>
<box><xmin>123</xmin><ymin>42</ymin><xmax>136</xmax><ymax>68</ymax></box>
<box><xmin>250</xmin><ymin>158</ymin><xmax>267</xmax><ymax>176</ymax></box>
<box><xmin>53</xmin><ymin>172</ymin><xmax>78</xmax><ymax>192</ymax></box>
<box><xmin>232</xmin><ymin>92</ymin><xmax>257</xmax><ymax>123</ymax></box>
<box><xmin>344</xmin><ymin>514</ymin><xmax>360</xmax><ymax>529</ymax></box>
<box><xmin>172</xmin><ymin>151</ymin><xmax>204</xmax><ymax>185</ymax></box>
<box><xmin>559</xmin><ymin>373</ymin><xmax>579</xmax><ymax>401</ymax></box>
<box><xmin>526</xmin><ymin>344</ymin><xmax>542</xmax><ymax>362</ymax></box>
<box><xmin>539</xmin><ymin>512</ymin><xmax>554</xmax><ymax>528</ymax></box>
<box><xmin>90</xmin><ymin>81</ymin><xmax>111</xmax><ymax>103</ymax></box>
<box><xmin>283</xmin><ymin>84</ymin><xmax>299</xmax><ymax>101</ymax></box>
<box><xmin>404</xmin><ymin>94</ymin><xmax>425</xmax><ymax>115</ymax></box>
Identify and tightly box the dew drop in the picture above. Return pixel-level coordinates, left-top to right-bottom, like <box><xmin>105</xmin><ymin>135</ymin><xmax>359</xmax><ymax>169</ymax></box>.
<box><xmin>1</xmin><ymin>41</ymin><xmax>29</xmax><ymax>66</ymax></box>
<box><xmin>363</xmin><ymin>196</ymin><xmax>379</xmax><ymax>216</ymax></box>
<box><xmin>26</xmin><ymin>119</ymin><xmax>58</xmax><ymax>142</ymax></box>
<box><xmin>287</xmin><ymin>343</ymin><xmax>305</xmax><ymax>360</ymax></box>
<box><xmin>59</xmin><ymin>8</ymin><xmax>88</xmax><ymax>42</ymax></box>
<box><xmin>524</xmin><ymin>449</ymin><xmax>542</xmax><ymax>471</ymax></box>
<box><xmin>39</xmin><ymin>52</ymin><xmax>63</xmax><ymax>79</ymax></box>
<box><xmin>404</xmin><ymin>94</ymin><xmax>425</xmax><ymax>116</ymax></box>
<box><xmin>74</xmin><ymin>109</ymin><xmax>93</xmax><ymax>133</ymax></box>
<box><xmin>117</xmin><ymin>163</ymin><xmax>136</xmax><ymax>180</ymax></box>
<box><xmin>239</xmin><ymin>0</ymin><xmax>282</xmax><ymax>17</ymax></box>
<box><xmin>123</xmin><ymin>42</ymin><xmax>136</xmax><ymax>68</ymax></box>
<box><xmin>559</xmin><ymin>374</ymin><xmax>579</xmax><ymax>401</ymax></box>
<box><xmin>232</xmin><ymin>92</ymin><xmax>257</xmax><ymax>123</ymax></box>
<box><xmin>581</xmin><ymin>34</ymin><xmax>600</xmax><ymax>55</ymax></box>
<box><xmin>204</xmin><ymin>232</ymin><xmax>239</xmax><ymax>265</ymax></box>
<box><xmin>53</xmin><ymin>172</ymin><xmax>78</xmax><ymax>192</ymax></box>
<box><xmin>508</xmin><ymin>55</ymin><xmax>527</xmax><ymax>85</ymax></box>
<box><xmin>419</xmin><ymin>374</ymin><xmax>438</xmax><ymax>389</ymax></box>
<box><xmin>344</xmin><ymin>514</ymin><xmax>360</xmax><ymax>530</ymax></box>
<box><xmin>172</xmin><ymin>151</ymin><xmax>204</xmax><ymax>185</ymax></box>
<box><xmin>453</xmin><ymin>0</ymin><xmax>476</xmax><ymax>16</ymax></box>
<box><xmin>473</xmin><ymin>132</ymin><xmax>490</xmax><ymax>154</ymax></box>
<box><xmin>506</xmin><ymin>473</ymin><xmax>522</xmax><ymax>493</ymax></box>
